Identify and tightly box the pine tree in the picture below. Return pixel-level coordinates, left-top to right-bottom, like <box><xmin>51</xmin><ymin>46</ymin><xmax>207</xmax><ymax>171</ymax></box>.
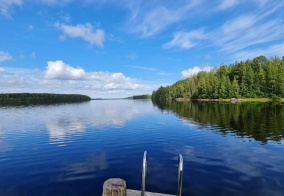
<box><xmin>231</xmin><ymin>77</ymin><xmax>240</xmax><ymax>98</ymax></box>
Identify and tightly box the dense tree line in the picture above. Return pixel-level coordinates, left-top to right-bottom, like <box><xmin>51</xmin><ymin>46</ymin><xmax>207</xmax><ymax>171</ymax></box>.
<box><xmin>126</xmin><ymin>94</ymin><xmax>151</xmax><ymax>99</ymax></box>
<box><xmin>153</xmin><ymin>100</ymin><xmax>284</xmax><ymax>143</ymax></box>
<box><xmin>152</xmin><ymin>56</ymin><xmax>284</xmax><ymax>101</ymax></box>
<box><xmin>0</xmin><ymin>93</ymin><xmax>91</xmax><ymax>105</ymax></box>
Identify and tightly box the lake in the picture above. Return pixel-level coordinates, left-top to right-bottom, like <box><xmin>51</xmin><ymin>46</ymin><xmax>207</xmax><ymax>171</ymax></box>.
<box><xmin>0</xmin><ymin>100</ymin><xmax>284</xmax><ymax>195</ymax></box>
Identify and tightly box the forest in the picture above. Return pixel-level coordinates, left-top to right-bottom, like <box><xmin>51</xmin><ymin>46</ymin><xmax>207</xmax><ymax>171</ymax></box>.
<box><xmin>126</xmin><ymin>94</ymin><xmax>151</xmax><ymax>99</ymax></box>
<box><xmin>152</xmin><ymin>56</ymin><xmax>284</xmax><ymax>101</ymax></box>
<box><xmin>0</xmin><ymin>93</ymin><xmax>91</xmax><ymax>105</ymax></box>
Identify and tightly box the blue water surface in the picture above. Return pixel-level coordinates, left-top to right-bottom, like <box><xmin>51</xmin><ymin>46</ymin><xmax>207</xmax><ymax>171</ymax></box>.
<box><xmin>0</xmin><ymin>100</ymin><xmax>284</xmax><ymax>195</ymax></box>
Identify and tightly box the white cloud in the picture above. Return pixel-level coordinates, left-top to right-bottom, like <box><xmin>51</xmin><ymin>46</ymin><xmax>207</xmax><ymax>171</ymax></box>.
<box><xmin>131</xmin><ymin>7</ymin><xmax>180</xmax><ymax>37</ymax></box>
<box><xmin>0</xmin><ymin>0</ymin><xmax>22</xmax><ymax>16</ymax></box>
<box><xmin>217</xmin><ymin>19</ymin><xmax>284</xmax><ymax>53</ymax></box>
<box><xmin>0</xmin><ymin>67</ymin><xmax>4</xmax><ymax>73</ymax></box>
<box><xmin>126</xmin><ymin>0</ymin><xmax>201</xmax><ymax>37</ymax></box>
<box><xmin>44</xmin><ymin>60</ymin><xmax>140</xmax><ymax>89</ymax></box>
<box><xmin>165</xmin><ymin>1</ymin><xmax>284</xmax><ymax>59</ymax></box>
<box><xmin>218</xmin><ymin>0</ymin><xmax>238</xmax><ymax>10</ymax></box>
<box><xmin>221</xmin><ymin>15</ymin><xmax>256</xmax><ymax>34</ymax></box>
<box><xmin>234</xmin><ymin>42</ymin><xmax>284</xmax><ymax>61</ymax></box>
<box><xmin>0</xmin><ymin>51</ymin><xmax>13</xmax><ymax>62</ymax></box>
<box><xmin>55</xmin><ymin>22</ymin><xmax>105</xmax><ymax>46</ymax></box>
<box><xmin>44</xmin><ymin>60</ymin><xmax>140</xmax><ymax>90</ymax></box>
<box><xmin>0</xmin><ymin>63</ymin><xmax>151</xmax><ymax>98</ymax></box>
<box><xmin>44</xmin><ymin>60</ymin><xmax>145</xmax><ymax>91</ymax></box>
<box><xmin>45</xmin><ymin>60</ymin><xmax>86</xmax><ymax>80</ymax></box>
<box><xmin>163</xmin><ymin>30</ymin><xmax>205</xmax><ymax>49</ymax></box>
<box><xmin>181</xmin><ymin>66</ymin><xmax>212</xmax><ymax>79</ymax></box>
<box><xmin>253</xmin><ymin>0</ymin><xmax>270</xmax><ymax>7</ymax></box>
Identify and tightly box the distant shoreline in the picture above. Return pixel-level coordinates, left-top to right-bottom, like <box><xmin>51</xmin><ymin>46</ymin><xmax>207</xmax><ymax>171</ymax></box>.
<box><xmin>0</xmin><ymin>93</ymin><xmax>91</xmax><ymax>105</ymax></box>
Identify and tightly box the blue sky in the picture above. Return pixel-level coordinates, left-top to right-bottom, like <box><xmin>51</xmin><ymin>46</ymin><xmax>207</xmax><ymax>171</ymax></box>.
<box><xmin>0</xmin><ymin>0</ymin><xmax>284</xmax><ymax>98</ymax></box>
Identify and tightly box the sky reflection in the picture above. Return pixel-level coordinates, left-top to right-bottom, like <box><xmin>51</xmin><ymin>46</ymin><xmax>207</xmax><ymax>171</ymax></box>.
<box><xmin>0</xmin><ymin>100</ymin><xmax>153</xmax><ymax>146</ymax></box>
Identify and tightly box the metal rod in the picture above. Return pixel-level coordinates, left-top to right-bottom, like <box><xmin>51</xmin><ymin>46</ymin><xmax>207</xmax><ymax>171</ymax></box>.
<box><xmin>141</xmin><ymin>151</ymin><xmax>147</xmax><ymax>196</ymax></box>
<box><xmin>177</xmin><ymin>154</ymin><xmax>183</xmax><ymax>196</ymax></box>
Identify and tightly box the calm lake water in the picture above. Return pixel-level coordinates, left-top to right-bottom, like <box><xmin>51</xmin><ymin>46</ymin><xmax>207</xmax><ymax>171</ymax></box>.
<box><xmin>0</xmin><ymin>100</ymin><xmax>284</xmax><ymax>195</ymax></box>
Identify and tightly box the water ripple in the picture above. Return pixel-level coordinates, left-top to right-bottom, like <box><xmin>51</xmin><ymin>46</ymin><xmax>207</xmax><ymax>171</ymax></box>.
<box><xmin>0</xmin><ymin>101</ymin><xmax>284</xmax><ymax>195</ymax></box>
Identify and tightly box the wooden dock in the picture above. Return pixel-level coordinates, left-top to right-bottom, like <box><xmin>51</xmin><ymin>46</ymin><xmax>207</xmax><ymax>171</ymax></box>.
<box><xmin>102</xmin><ymin>178</ymin><xmax>176</xmax><ymax>196</ymax></box>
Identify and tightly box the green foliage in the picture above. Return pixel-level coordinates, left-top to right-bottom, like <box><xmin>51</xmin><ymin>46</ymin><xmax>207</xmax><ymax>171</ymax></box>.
<box><xmin>127</xmin><ymin>94</ymin><xmax>151</xmax><ymax>99</ymax></box>
<box><xmin>271</xmin><ymin>95</ymin><xmax>282</xmax><ymax>102</ymax></box>
<box><xmin>0</xmin><ymin>93</ymin><xmax>91</xmax><ymax>105</ymax></box>
<box><xmin>152</xmin><ymin>56</ymin><xmax>284</xmax><ymax>101</ymax></box>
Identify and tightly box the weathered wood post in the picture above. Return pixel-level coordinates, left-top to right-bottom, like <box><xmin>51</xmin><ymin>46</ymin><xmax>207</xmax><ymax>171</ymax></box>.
<box><xmin>102</xmin><ymin>178</ymin><xmax>126</xmax><ymax>196</ymax></box>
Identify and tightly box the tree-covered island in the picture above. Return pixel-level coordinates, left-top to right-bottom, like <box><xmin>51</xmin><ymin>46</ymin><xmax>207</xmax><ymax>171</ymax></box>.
<box><xmin>0</xmin><ymin>93</ymin><xmax>91</xmax><ymax>105</ymax></box>
<box><xmin>126</xmin><ymin>94</ymin><xmax>151</xmax><ymax>99</ymax></box>
<box><xmin>152</xmin><ymin>56</ymin><xmax>284</xmax><ymax>102</ymax></box>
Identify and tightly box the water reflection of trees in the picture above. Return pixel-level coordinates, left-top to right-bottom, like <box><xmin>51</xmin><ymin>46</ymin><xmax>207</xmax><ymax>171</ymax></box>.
<box><xmin>153</xmin><ymin>101</ymin><xmax>284</xmax><ymax>143</ymax></box>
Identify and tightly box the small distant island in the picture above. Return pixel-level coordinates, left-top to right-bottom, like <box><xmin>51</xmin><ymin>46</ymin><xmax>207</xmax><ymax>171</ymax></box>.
<box><xmin>0</xmin><ymin>93</ymin><xmax>91</xmax><ymax>105</ymax></box>
<box><xmin>126</xmin><ymin>94</ymin><xmax>151</xmax><ymax>99</ymax></box>
<box><xmin>152</xmin><ymin>56</ymin><xmax>284</xmax><ymax>102</ymax></box>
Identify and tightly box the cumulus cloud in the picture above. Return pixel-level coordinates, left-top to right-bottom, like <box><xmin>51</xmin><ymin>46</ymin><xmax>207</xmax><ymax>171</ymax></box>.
<box><xmin>0</xmin><ymin>62</ymin><xmax>150</xmax><ymax>98</ymax></box>
<box><xmin>55</xmin><ymin>22</ymin><xmax>105</xmax><ymax>46</ymax></box>
<box><xmin>44</xmin><ymin>60</ymin><xmax>144</xmax><ymax>93</ymax></box>
<box><xmin>163</xmin><ymin>30</ymin><xmax>205</xmax><ymax>49</ymax></box>
<box><xmin>0</xmin><ymin>0</ymin><xmax>22</xmax><ymax>16</ymax></box>
<box><xmin>0</xmin><ymin>51</ymin><xmax>13</xmax><ymax>62</ymax></box>
<box><xmin>45</xmin><ymin>60</ymin><xmax>86</xmax><ymax>80</ymax></box>
<box><xmin>181</xmin><ymin>66</ymin><xmax>212</xmax><ymax>79</ymax></box>
<box><xmin>44</xmin><ymin>60</ymin><xmax>139</xmax><ymax>90</ymax></box>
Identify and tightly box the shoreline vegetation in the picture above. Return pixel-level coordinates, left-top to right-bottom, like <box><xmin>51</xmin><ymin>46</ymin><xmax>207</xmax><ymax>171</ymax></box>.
<box><xmin>176</xmin><ymin>98</ymin><xmax>284</xmax><ymax>102</ymax></box>
<box><xmin>0</xmin><ymin>93</ymin><xmax>91</xmax><ymax>105</ymax></box>
<box><xmin>152</xmin><ymin>56</ymin><xmax>284</xmax><ymax>103</ymax></box>
<box><xmin>126</xmin><ymin>94</ymin><xmax>151</xmax><ymax>99</ymax></box>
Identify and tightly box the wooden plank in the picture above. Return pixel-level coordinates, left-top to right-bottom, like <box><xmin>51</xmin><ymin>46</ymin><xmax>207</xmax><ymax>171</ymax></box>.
<box><xmin>127</xmin><ymin>189</ymin><xmax>175</xmax><ymax>196</ymax></box>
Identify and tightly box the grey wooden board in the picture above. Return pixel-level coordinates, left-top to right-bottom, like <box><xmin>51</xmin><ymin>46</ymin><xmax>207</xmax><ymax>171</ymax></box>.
<box><xmin>127</xmin><ymin>189</ymin><xmax>175</xmax><ymax>196</ymax></box>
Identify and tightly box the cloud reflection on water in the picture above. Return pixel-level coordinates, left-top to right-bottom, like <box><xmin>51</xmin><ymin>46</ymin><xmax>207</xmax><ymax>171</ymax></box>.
<box><xmin>0</xmin><ymin>100</ymin><xmax>152</xmax><ymax>146</ymax></box>
<box><xmin>45</xmin><ymin>100</ymin><xmax>150</xmax><ymax>145</ymax></box>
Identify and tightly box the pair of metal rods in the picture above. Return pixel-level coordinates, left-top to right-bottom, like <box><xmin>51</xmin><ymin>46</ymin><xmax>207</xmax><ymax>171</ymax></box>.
<box><xmin>141</xmin><ymin>151</ymin><xmax>183</xmax><ymax>196</ymax></box>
